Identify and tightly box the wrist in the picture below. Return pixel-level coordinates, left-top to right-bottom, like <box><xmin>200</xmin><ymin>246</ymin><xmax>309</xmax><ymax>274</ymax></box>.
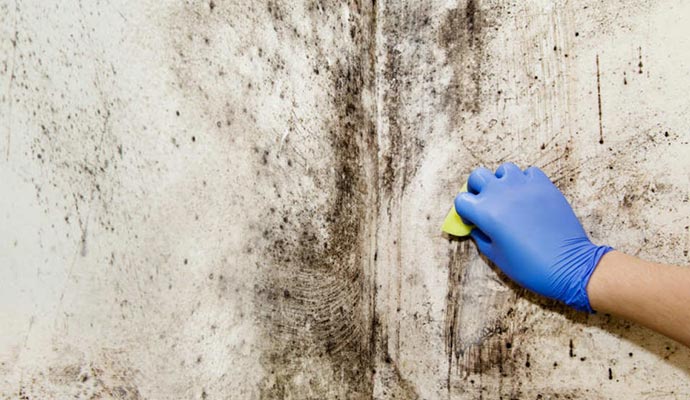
<box><xmin>564</xmin><ymin>244</ymin><xmax>613</xmax><ymax>312</ymax></box>
<box><xmin>586</xmin><ymin>250</ymin><xmax>619</xmax><ymax>313</ymax></box>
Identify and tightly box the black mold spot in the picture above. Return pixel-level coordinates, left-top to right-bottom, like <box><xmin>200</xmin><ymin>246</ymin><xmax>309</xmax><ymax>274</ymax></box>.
<box><xmin>638</xmin><ymin>46</ymin><xmax>643</xmax><ymax>74</ymax></box>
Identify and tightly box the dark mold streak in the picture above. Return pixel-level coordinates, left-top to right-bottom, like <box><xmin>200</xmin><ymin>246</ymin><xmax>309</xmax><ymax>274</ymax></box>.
<box><xmin>444</xmin><ymin>241</ymin><xmax>521</xmax><ymax>390</ymax></box>
<box><xmin>379</xmin><ymin>3</ymin><xmax>429</xmax><ymax>200</ymax></box>
<box><xmin>439</xmin><ymin>0</ymin><xmax>486</xmax><ymax>117</ymax></box>
<box><xmin>253</xmin><ymin>2</ymin><xmax>379</xmax><ymax>398</ymax></box>
<box><xmin>596</xmin><ymin>54</ymin><xmax>604</xmax><ymax>144</ymax></box>
<box><xmin>638</xmin><ymin>46</ymin><xmax>643</xmax><ymax>74</ymax></box>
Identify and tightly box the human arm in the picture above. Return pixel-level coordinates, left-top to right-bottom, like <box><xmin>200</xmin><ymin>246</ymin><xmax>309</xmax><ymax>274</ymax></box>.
<box><xmin>454</xmin><ymin>162</ymin><xmax>690</xmax><ymax>347</ymax></box>
<box><xmin>588</xmin><ymin>251</ymin><xmax>690</xmax><ymax>347</ymax></box>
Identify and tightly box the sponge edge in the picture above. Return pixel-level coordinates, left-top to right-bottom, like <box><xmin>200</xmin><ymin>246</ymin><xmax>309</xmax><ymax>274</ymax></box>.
<box><xmin>441</xmin><ymin>182</ymin><xmax>473</xmax><ymax>236</ymax></box>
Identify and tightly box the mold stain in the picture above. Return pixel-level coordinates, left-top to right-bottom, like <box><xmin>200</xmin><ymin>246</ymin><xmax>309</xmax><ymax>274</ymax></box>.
<box><xmin>157</xmin><ymin>1</ymin><xmax>687</xmax><ymax>398</ymax></box>
<box><xmin>20</xmin><ymin>360</ymin><xmax>143</xmax><ymax>399</ymax></box>
<box><xmin>596</xmin><ymin>54</ymin><xmax>604</xmax><ymax>144</ymax></box>
<box><xmin>4</xmin><ymin>3</ymin><xmax>18</xmax><ymax>161</ymax></box>
<box><xmin>444</xmin><ymin>241</ymin><xmax>466</xmax><ymax>387</ymax></box>
<box><xmin>161</xmin><ymin>0</ymin><xmax>382</xmax><ymax>396</ymax></box>
<box><xmin>5</xmin><ymin>0</ymin><xmax>690</xmax><ymax>398</ymax></box>
<box><xmin>256</xmin><ymin>63</ymin><xmax>374</xmax><ymax>398</ymax></box>
<box><xmin>251</xmin><ymin>2</ymin><xmax>379</xmax><ymax>398</ymax></box>
<box><xmin>437</xmin><ymin>2</ymin><xmax>528</xmax><ymax>393</ymax></box>
<box><xmin>444</xmin><ymin>240</ymin><xmax>522</xmax><ymax>394</ymax></box>
<box><xmin>379</xmin><ymin>3</ymin><xmax>429</xmax><ymax>200</ymax></box>
<box><xmin>438</xmin><ymin>0</ymin><xmax>486</xmax><ymax>119</ymax></box>
<box><xmin>637</xmin><ymin>46</ymin><xmax>643</xmax><ymax>74</ymax></box>
<box><xmin>373</xmin><ymin>321</ymin><xmax>420</xmax><ymax>400</ymax></box>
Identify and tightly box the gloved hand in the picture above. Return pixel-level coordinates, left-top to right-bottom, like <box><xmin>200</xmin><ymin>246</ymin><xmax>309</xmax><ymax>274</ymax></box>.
<box><xmin>454</xmin><ymin>162</ymin><xmax>612</xmax><ymax>312</ymax></box>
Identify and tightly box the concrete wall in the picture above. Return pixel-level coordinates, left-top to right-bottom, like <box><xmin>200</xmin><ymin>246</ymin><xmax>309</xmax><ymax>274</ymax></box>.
<box><xmin>1</xmin><ymin>0</ymin><xmax>689</xmax><ymax>398</ymax></box>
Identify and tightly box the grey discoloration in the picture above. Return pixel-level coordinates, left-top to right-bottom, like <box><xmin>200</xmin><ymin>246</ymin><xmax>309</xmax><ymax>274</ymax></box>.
<box><xmin>379</xmin><ymin>3</ymin><xmax>430</xmax><ymax>198</ymax></box>
<box><xmin>18</xmin><ymin>358</ymin><xmax>142</xmax><ymax>399</ymax></box>
<box><xmin>443</xmin><ymin>239</ymin><xmax>524</xmax><ymax>398</ymax></box>
<box><xmin>438</xmin><ymin>0</ymin><xmax>488</xmax><ymax>118</ymax></box>
<box><xmin>165</xmin><ymin>1</ymin><xmax>379</xmax><ymax>397</ymax></box>
<box><xmin>445</xmin><ymin>241</ymin><xmax>518</xmax><ymax>380</ymax></box>
<box><xmin>256</xmin><ymin>25</ymin><xmax>378</xmax><ymax>400</ymax></box>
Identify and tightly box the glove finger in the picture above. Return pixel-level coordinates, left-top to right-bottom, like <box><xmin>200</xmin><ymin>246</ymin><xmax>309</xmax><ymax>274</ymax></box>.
<box><xmin>454</xmin><ymin>192</ymin><xmax>483</xmax><ymax>227</ymax></box>
<box><xmin>470</xmin><ymin>228</ymin><xmax>493</xmax><ymax>258</ymax></box>
<box><xmin>467</xmin><ymin>166</ymin><xmax>495</xmax><ymax>194</ymax></box>
<box><xmin>524</xmin><ymin>165</ymin><xmax>549</xmax><ymax>181</ymax></box>
<box><xmin>495</xmin><ymin>162</ymin><xmax>523</xmax><ymax>179</ymax></box>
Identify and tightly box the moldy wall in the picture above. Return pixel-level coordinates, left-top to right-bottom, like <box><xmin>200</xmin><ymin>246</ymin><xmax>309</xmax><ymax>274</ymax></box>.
<box><xmin>1</xmin><ymin>1</ymin><xmax>689</xmax><ymax>399</ymax></box>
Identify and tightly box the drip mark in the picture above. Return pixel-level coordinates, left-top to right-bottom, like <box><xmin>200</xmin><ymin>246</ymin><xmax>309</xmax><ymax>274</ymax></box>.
<box><xmin>596</xmin><ymin>55</ymin><xmax>604</xmax><ymax>144</ymax></box>
<box><xmin>638</xmin><ymin>47</ymin><xmax>643</xmax><ymax>74</ymax></box>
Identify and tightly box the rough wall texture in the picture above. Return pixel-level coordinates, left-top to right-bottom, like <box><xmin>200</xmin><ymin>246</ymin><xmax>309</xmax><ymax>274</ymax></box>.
<box><xmin>1</xmin><ymin>0</ymin><xmax>689</xmax><ymax>399</ymax></box>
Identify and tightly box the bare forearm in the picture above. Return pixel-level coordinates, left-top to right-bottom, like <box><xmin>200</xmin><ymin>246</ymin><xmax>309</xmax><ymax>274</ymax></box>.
<box><xmin>587</xmin><ymin>251</ymin><xmax>690</xmax><ymax>347</ymax></box>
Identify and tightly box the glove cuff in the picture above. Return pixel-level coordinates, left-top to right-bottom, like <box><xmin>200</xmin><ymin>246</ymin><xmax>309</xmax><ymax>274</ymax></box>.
<box><xmin>565</xmin><ymin>244</ymin><xmax>614</xmax><ymax>313</ymax></box>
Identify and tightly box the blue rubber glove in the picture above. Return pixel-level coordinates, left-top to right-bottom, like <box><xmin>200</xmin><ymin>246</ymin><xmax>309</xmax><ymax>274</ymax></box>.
<box><xmin>454</xmin><ymin>162</ymin><xmax>612</xmax><ymax>312</ymax></box>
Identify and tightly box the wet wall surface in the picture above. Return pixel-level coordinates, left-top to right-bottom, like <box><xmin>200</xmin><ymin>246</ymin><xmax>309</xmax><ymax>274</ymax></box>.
<box><xmin>1</xmin><ymin>1</ymin><xmax>689</xmax><ymax>399</ymax></box>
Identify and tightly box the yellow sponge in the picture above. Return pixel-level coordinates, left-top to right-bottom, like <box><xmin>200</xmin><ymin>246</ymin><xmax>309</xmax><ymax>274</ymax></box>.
<box><xmin>441</xmin><ymin>182</ymin><xmax>473</xmax><ymax>236</ymax></box>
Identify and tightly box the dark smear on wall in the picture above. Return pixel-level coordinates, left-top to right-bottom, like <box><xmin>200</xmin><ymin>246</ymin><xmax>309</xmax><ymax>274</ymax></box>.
<box><xmin>21</xmin><ymin>360</ymin><xmax>143</xmax><ymax>399</ymax></box>
<box><xmin>444</xmin><ymin>241</ymin><xmax>468</xmax><ymax>386</ymax></box>
<box><xmin>256</xmin><ymin>68</ymin><xmax>374</xmax><ymax>395</ymax></box>
<box><xmin>638</xmin><ymin>46</ymin><xmax>643</xmax><ymax>74</ymax></box>
<box><xmin>164</xmin><ymin>0</ymin><xmax>381</xmax><ymax>397</ymax></box>
<box><xmin>596</xmin><ymin>55</ymin><xmax>604</xmax><ymax>144</ymax></box>
<box><xmin>439</xmin><ymin>0</ymin><xmax>487</xmax><ymax>120</ymax></box>
<box><xmin>374</xmin><ymin>317</ymin><xmax>420</xmax><ymax>399</ymax></box>
<box><xmin>535</xmin><ymin>390</ymin><xmax>595</xmax><ymax>400</ymax></box>
<box><xmin>444</xmin><ymin>241</ymin><xmax>520</xmax><ymax>387</ymax></box>
<box><xmin>254</xmin><ymin>2</ymin><xmax>379</xmax><ymax>398</ymax></box>
<box><xmin>379</xmin><ymin>3</ymin><xmax>429</xmax><ymax>200</ymax></box>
